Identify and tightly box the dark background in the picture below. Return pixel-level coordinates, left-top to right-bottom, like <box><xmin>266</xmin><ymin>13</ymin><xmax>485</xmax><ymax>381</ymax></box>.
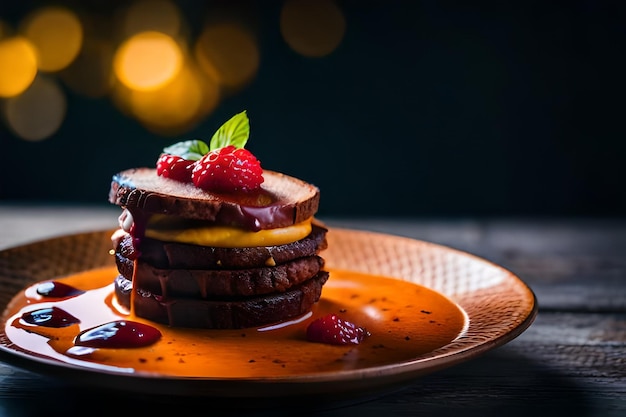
<box><xmin>1</xmin><ymin>0</ymin><xmax>625</xmax><ymax>218</ymax></box>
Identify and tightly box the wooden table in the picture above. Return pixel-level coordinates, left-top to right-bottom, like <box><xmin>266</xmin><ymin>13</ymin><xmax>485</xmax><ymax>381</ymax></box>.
<box><xmin>0</xmin><ymin>205</ymin><xmax>624</xmax><ymax>417</ymax></box>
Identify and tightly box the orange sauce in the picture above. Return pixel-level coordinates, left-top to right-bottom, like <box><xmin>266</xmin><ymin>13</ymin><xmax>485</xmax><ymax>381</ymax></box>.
<box><xmin>1</xmin><ymin>267</ymin><xmax>467</xmax><ymax>377</ymax></box>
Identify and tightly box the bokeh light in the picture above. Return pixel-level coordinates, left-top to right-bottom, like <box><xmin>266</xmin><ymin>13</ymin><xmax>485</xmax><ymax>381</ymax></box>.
<box><xmin>1</xmin><ymin>1</ymin><xmax>346</xmax><ymax>140</ymax></box>
<box><xmin>129</xmin><ymin>62</ymin><xmax>219</xmax><ymax>135</ymax></box>
<box><xmin>0</xmin><ymin>36</ymin><xmax>38</xmax><ymax>97</ymax></box>
<box><xmin>280</xmin><ymin>0</ymin><xmax>346</xmax><ymax>57</ymax></box>
<box><xmin>2</xmin><ymin>75</ymin><xmax>66</xmax><ymax>141</ymax></box>
<box><xmin>194</xmin><ymin>22</ymin><xmax>259</xmax><ymax>93</ymax></box>
<box><xmin>21</xmin><ymin>6</ymin><xmax>83</xmax><ymax>72</ymax></box>
<box><xmin>113</xmin><ymin>31</ymin><xmax>183</xmax><ymax>91</ymax></box>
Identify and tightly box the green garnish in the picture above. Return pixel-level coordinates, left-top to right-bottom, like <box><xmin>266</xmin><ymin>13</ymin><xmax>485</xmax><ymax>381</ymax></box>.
<box><xmin>209</xmin><ymin>110</ymin><xmax>250</xmax><ymax>151</ymax></box>
<box><xmin>162</xmin><ymin>140</ymin><xmax>209</xmax><ymax>161</ymax></box>
<box><xmin>161</xmin><ymin>111</ymin><xmax>250</xmax><ymax>159</ymax></box>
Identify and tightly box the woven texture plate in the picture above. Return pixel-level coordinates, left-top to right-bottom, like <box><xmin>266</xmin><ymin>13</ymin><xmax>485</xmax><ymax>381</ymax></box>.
<box><xmin>0</xmin><ymin>228</ymin><xmax>537</xmax><ymax>400</ymax></box>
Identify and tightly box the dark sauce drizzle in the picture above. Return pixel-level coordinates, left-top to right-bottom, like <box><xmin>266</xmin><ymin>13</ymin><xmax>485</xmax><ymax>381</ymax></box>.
<box><xmin>36</xmin><ymin>281</ymin><xmax>85</xmax><ymax>298</ymax></box>
<box><xmin>75</xmin><ymin>320</ymin><xmax>162</xmax><ymax>349</ymax></box>
<box><xmin>21</xmin><ymin>307</ymin><xmax>80</xmax><ymax>328</ymax></box>
<box><xmin>30</xmin><ymin>281</ymin><xmax>162</xmax><ymax>348</ymax></box>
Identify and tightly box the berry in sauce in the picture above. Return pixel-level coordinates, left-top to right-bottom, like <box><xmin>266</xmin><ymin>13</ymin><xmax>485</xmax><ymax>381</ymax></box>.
<box><xmin>306</xmin><ymin>313</ymin><xmax>370</xmax><ymax>345</ymax></box>
<box><xmin>75</xmin><ymin>320</ymin><xmax>161</xmax><ymax>349</ymax></box>
<box><xmin>36</xmin><ymin>281</ymin><xmax>84</xmax><ymax>298</ymax></box>
<box><xmin>21</xmin><ymin>306</ymin><xmax>80</xmax><ymax>328</ymax></box>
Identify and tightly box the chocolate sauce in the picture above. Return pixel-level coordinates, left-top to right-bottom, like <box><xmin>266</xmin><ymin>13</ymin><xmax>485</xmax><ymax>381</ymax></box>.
<box><xmin>36</xmin><ymin>281</ymin><xmax>84</xmax><ymax>298</ymax></box>
<box><xmin>21</xmin><ymin>307</ymin><xmax>80</xmax><ymax>328</ymax></box>
<box><xmin>111</xmin><ymin>169</ymin><xmax>317</xmax><ymax>232</ymax></box>
<box><xmin>75</xmin><ymin>320</ymin><xmax>161</xmax><ymax>348</ymax></box>
<box><xmin>126</xmin><ymin>194</ymin><xmax>294</xmax><ymax>232</ymax></box>
<box><xmin>128</xmin><ymin>209</ymin><xmax>149</xmax><ymax>257</ymax></box>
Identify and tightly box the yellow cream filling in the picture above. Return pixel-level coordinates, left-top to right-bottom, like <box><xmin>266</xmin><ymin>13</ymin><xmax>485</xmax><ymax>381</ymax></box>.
<box><xmin>145</xmin><ymin>217</ymin><xmax>313</xmax><ymax>248</ymax></box>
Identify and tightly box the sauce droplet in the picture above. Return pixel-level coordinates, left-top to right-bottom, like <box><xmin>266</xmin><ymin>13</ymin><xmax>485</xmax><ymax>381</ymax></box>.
<box><xmin>75</xmin><ymin>320</ymin><xmax>161</xmax><ymax>348</ymax></box>
<box><xmin>21</xmin><ymin>306</ymin><xmax>80</xmax><ymax>328</ymax></box>
<box><xmin>36</xmin><ymin>281</ymin><xmax>85</xmax><ymax>298</ymax></box>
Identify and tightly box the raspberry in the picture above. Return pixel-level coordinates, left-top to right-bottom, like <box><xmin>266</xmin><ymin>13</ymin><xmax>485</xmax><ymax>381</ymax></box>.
<box><xmin>156</xmin><ymin>153</ymin><xmax>194</xmax><ymax>183</ymax></box>
<box><xmin>191</xmin><ymin>145</ymin><xmax>264</xmax><ymax>193</ymax></box>
<box><xmin>306</xmin><ymin>314</ymin><xmax>370</xmax><ymax>345</ymax></box>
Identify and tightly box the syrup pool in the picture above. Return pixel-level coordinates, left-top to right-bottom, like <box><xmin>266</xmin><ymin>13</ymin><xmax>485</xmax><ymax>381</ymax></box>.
<box><xmin>1</xmin><ymin>267</ymin><xmax>467</xmax><ymax>377</ymax></box>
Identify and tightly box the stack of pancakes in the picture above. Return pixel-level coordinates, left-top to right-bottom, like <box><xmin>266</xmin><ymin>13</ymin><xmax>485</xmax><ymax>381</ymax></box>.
<box><xmin>109</xmin><ymin>168</ymin><xmax>328</xmax><ymax>329</ymax></box>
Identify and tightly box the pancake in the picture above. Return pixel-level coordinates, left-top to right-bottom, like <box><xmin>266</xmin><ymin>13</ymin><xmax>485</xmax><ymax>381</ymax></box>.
<box><xmin>114</xmin><ymin>271</ymin><xmax>329</xmax><ymax>329</ymax></box>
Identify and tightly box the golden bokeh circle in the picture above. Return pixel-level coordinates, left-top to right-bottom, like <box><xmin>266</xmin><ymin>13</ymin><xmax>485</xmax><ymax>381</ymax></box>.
<box><xmin>0</xmin><ymin>36</ymin><xmax>38</xmax><ymax>97</ymax></box>
<box><xmin>113</xmin><ymin>31</ymin><xmax>183</xmax><ymax>91</ymax></box>
<box><xmin>21</xmin><ymin>6</ymin><xmax>83</xmax><ymax>72</ymax></box>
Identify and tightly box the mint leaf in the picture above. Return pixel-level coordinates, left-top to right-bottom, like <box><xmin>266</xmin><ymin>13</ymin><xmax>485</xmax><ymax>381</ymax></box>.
<box><xmin>163</xmin><ymin>140</ymin><xmax>209</xmax><ymax>161</ymax></box>
<box><xmin>209</xmin><ymin>110</ymin><xmax>250</xmax><ymax>150</ymax></box>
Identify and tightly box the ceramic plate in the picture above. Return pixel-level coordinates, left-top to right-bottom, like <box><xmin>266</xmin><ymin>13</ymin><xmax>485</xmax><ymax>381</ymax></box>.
<box><xmin>0</xmin><ymin>228</ymin><xmax>536</xmax><ymax>400</ymax></box>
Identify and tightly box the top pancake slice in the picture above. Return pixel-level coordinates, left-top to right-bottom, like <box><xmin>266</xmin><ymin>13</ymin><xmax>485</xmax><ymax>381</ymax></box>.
<box><xmin>109</xmin><ymin>168</ymin><xmax>320</xmax><ymax>230</ymax></box>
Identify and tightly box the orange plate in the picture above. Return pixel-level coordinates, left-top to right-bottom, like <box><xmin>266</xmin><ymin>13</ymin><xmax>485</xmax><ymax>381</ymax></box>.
<box><xmin>0</xmin><ymin>228</ymin><xmax>537</xmax><ymax>400</ymax></box>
